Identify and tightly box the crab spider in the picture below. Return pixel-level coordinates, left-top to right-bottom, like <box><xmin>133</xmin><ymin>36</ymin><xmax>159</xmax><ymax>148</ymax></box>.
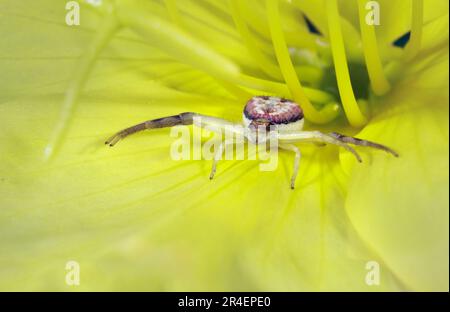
<box><xmin>106</xmin><ymin>96</ymin><xmax>398</xmax><ymax>189</ymax></box>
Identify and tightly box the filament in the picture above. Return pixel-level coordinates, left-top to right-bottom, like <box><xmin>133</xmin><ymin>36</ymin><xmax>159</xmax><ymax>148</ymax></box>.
<box><xmin>326</xmin><ymin>0</ymin><xmax>367</xmax><ymax>127</ymax></box>
<box><xmin>164</xmin><ymin>0</ymin><xmax>184</xmax><ymax>28</ymax></box>
<box><xmin>266</xmin><ymin>0</ymin><xmax>339</xmax><ymax>124</ymax></box>
<box><xmin>230</xmin><ymin>0</ymin><xmax>283</xmax><ymax>80</ymax></box>
<box><xmin>44</xmin><ymin>14</ymin><xmax>120</xmax><ymax>160</ymax></box>
<box><xmin>357</xmin><ymin>0</ymin><xmax>391</xmax><ymax>95</ymax></box>
<box><xmin>404</xmin><ymin>0</ymin><xmax>424</xmax><ymax>60</ymax></box>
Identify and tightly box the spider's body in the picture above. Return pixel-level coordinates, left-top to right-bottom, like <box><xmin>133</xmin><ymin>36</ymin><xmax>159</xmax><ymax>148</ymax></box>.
<box><xmin>243</xmin><ymin>96</ymin><xmax>304</xmax><ymax>133</ymax></box>
<box><xmin>106</xmin><ymin>96</ymin><xmax>398</xmax><ymax>189</ymax></box>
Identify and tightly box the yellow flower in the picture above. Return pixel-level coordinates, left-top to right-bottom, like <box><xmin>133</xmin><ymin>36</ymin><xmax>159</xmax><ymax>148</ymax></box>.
<box><xmin>0</xmin><ymin>0</ymin><xmax>447</xmax><ymax>291</ymax></box>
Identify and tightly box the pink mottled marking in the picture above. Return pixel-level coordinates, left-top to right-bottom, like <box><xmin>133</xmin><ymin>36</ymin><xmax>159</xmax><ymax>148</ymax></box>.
<box><xmin>244</xmin><ymin>96</ymin><xmax>303</xmax><ymax>124</ymax></box>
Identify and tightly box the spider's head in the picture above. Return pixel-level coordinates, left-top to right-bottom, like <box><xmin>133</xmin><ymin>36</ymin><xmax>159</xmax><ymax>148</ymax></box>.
<box><xmin>247</xmin><ymin>118</ymin><xmax>271</xmax><ymax>144</ymax></box>
<box><xmin>248</xmin><ymin>118</ymin><xmax>271</xmax><ymax>131</ymax></box>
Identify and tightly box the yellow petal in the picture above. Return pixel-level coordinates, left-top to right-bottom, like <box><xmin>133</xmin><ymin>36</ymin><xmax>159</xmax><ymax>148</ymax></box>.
<box><xmin>343</xmin><ymin>44</ymin><xmax>449</xmax><ymax>291</ymax></box>
<box><xmin>0</xmin><ymin>0</ymin><xmax>444</xmax><ymax>292</ymax></box>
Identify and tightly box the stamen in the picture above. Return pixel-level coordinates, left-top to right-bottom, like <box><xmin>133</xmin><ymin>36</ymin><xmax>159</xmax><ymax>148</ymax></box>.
<box><xmin>43</xmin><ymin>14</ymin><xmax>120</xmax><ymax>160</ymax></box>
<box><xmin>357</xmin><ymin>0</ymin><xmax>391</xmax><ymax>95</ymax></box>
<box><xmin>158</xmin><ymin>10</ymin><xmax>248</xmax><ymax>67</ymax></box>
<box><xmin>177</xmin><ymin>0</ymin><xmax>238</xmax><ymax>39</ymax></box>
<box><xmin>326</xmin><ymin>0</ymin><xmax>367</xmax><ymax>127</ymax></box>
<box><xmin>266</xmin><ymin>0</ymin><xmax>339</xmax><ymax>124</ymax></box>
<box><xmin>164</xmin><ymin>0</ymin><xmax>184</xmax><ymax>28</ymax></box>
<box><xmin>237</xmin><ymin>74</ymin><xmax>336</xmax><ymax>104</ymax></box>
<box><xmin>117</xmin><ymin>1</ymin><xmax>240</xmax><ymax>86</ymax></box>
<box><xmin>294</xmin><ymin>65</ymin><xmax>323</xmax><ymax>85</ymax></box>
<box><xmin>239</xmin><ymin>0</ymin><xmax>317</xmax><ymax>50</ymax></box>
<box><xmin>218</xmin><ymin>79</ymin><xmax>253</xmax><ymax>101</ymax></box>
<box><xmin>230</xmin><ymin>0</ymin><xmax>283</xmax><ymax>80</ymax></box>
<box><xmin>404</xmin><ymin>0</ymin><xmax>424</xmax><ymax>60</ymax></box>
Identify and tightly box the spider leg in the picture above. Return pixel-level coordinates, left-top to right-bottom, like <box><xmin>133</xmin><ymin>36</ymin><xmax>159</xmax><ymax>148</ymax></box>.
<box><xmin>329</xmin><ymin>132</ymin><xmax>399</xmax><ymax>157</ymax></box>
<box><xmin>209</xmin><ymin>142</ymin><xmax>223</xmax><ymax>180</ymax></box>
<box><xmin>278</xmin><ymin>131</ymin><xmax>363</xmax><ymax>162</ymax></box>
<box><xmin>209</xmin><ymin>126</ymin><xmax>248</xmax><ymax>180</ymax></box>
<box><xmin>280</xmin><ymin>144</ymin><xmax>301</xmax><ymax>189</ymax></box>
<box><xmin>105</xmin><ymin>112</ymin><xmax>236</xmax><ymax>146</ymax></box>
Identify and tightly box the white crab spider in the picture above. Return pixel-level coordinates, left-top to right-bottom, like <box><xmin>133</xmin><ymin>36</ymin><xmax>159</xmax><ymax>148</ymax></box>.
<box><xmin>106</xmin><ymin>96</ymin><xmax>398</xmax><ymax>189</ymax></box>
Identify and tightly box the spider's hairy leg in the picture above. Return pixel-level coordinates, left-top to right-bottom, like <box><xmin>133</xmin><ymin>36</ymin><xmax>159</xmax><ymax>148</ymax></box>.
<box><xmin>106</xmin><ymin>113</ymin><xmax>235</xmax><ymax>146</ymax></box>
<box><xmin>106</xmin><ymin>112</ymin><xmax>192</xmax><ymax>146</ymax></box>
<box><xmin>209</xmin><ymin>141</ymin><xmax>224</xmax><ymax>180</ymax></box>
<box><xmin>329</xmin><ymin>132</ymin><xmax>399</xmax><ymax>157</ymax></box>
<box><xmin>278</xmin><ymin>131</ymin><xmax>363</xmax><ymax>162</ymax></box>
<box><xmin>280</xmin><ymin>144</ymin><xmax>301</xmax><ymax>189</ymax></box>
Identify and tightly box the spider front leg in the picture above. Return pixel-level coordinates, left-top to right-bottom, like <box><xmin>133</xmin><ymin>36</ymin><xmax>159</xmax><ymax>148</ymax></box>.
<box><xmin>329</xmin><ymin>132</ymin><xmax>399</xmax><ymax>157</ymax></box>
<box><xmin>105</xmin><ymin>112</ymin><xmax>237</xmax><ymax>146</ymax></box>
<box><xmin>280</xmin><ymin>144</ymin><xmax>301</xmax><ymax>189</ymax></box>
<box><xmin>278</xmin><ymin>131</ymin><xmax>363</xmax><ymax>162</ymax></box>
<box><xmin>105</xmin><ymin>113</ymin><xmax>191</xmax><ymax>146</ymax></box>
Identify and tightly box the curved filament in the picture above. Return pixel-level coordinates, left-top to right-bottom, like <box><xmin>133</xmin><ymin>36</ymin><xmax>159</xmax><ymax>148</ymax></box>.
<box><xmin>326</xmin><ymin>0</ymin><xmax>367</xmax><ymax>127</ymax></box>
<box><xmin>44</xmin><ymin>14</ymin><xmax>120</xmax><ymax>160</ymax></box>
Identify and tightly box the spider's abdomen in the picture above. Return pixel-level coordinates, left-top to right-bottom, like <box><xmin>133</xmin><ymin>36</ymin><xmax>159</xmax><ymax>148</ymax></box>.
<box><xmin>243</xmin><ymin>96</ymin><xmax>304</xmax><ymax>131</ymax></box>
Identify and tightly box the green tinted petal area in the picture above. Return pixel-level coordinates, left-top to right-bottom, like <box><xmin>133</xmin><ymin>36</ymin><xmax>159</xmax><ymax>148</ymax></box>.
<box><xmin>343</xmin><ymin>46</ymin><xmax>449</xmax><ymax>291</ymax></box>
